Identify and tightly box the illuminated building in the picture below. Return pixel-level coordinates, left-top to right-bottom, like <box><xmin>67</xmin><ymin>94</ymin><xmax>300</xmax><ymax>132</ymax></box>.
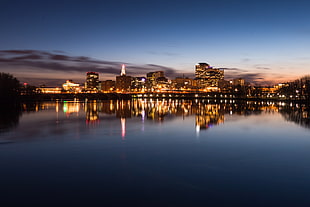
<box><xmin>195</xmin><ymin>63</ymin><xmax>224</xmax><ymax>89</ymax></box>
<box><xmin>147</xmin><ymin>71</ymin><xmax>164</xmax><ymax>86</ymax></box>
<box><xmin>131</xmin><ymin>77</ymin><xmax>146</xmax><ymax>92</ymax></box>
<box><xmin>101</xmin><ymin>80</ymin><xmax>115</xmax><ymax>92</ymax></box>
<box><xmin>62</xmin><ymin>80</ymin><xmax>81</xmax><ymax>92</ymax></box>
<box><xmin>121</xmin><ymin>64</ymin><xmax>126</xmax><ymax>76</ymax></box>
<box><xmin>36</xmin><ymin>86</ymin><xmax>62</xmax><ymax>94</ymax></box>
<box><xmin>195</xmin><ymin>63</ymin><xmax>211</xmax><ymax>79</ymax></box>
<box><xmin>146</xmin><ymin>71</ymin><xmax>168</xmax><ymax>91</ymax></box>
<box><xmin>172</xmin><ymin>77</ymin><xmax>196</xmax><ymax>89</ymax></box>
<box><xmin>85</xmin><ymin>72</ymin><xmax>99</xmax><ymax>91</ymax></box>
<box><xmin>116</xmin><ymin>64</ymin><xmax>132</xmax><ymax>92</ymax></box>
<box><xmin>232</xmin><ymin>78</ymin><xmax>245</xmax><ymax>86</ymax></box>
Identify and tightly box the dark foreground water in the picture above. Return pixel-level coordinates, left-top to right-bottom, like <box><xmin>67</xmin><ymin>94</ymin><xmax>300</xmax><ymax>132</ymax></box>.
<box><xmin>0</xmin><ymin>99</ymin><xmax>310</xmax><ymax>206</ymax></box>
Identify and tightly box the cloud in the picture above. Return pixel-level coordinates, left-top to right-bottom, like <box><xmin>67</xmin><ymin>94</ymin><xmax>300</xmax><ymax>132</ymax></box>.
<box><xmin>12</xmin><ymin>54</ymin><xmax>42</xmax><ymax>60</ymax></box>
<box><xmin>224</xmin><ymin>71</ymin><xmax>269</xmax><ymax>84</ymax></box>
<box><xmin>1</xmin><ymin>50</ymin><xmax>38</xmax><ymax>55</ymax></box>
<box><xmin>0</xmin><ymin>50</ymin><xmax>280</xmax><ymax>86</ymax></box>
<box><xmin>50</xmin><ymin>54</ymin><xmax>70</xmax><ymax>61</ymax></box>
<box><xmin>219</xmin><ymin>67</ymin><xmax>248</xmax><ymax>72</ymax></box>
<box><xmin>254</xmin><ymin>64</ymin><xmax>271</xmax><ymax>70</ymax></box>
<box><xmin>0</xmin><ymin>50</ymin><xmax>179</xmax><ymax>85</ymax></box>
<box><xmin>255</xmin><ymin>67</ymin><xmax>271</xmax><ymax>70</ymax></box>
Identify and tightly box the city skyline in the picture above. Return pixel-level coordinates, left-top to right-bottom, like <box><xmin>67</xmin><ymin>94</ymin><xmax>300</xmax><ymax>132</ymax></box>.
<box><xmin>1</xmin><ymin>0</ymin><xmax>310</xmax><ymax>86</ymax></box>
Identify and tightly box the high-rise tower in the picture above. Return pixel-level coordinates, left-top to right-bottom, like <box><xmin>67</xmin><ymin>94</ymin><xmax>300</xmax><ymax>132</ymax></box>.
<box><xmin>195</xmin><ymin>63</ymin><xmax>211</xmax><ymax>79</ymax></box>
<box><xmin>195</xmin><ymin>63</ymin><xmax>224</xmax><ymax>88</ymax></box>
<box><xmin>116</xmin><ymin>64</ymin><xmax>132</xmax><ymax>92</ymax></box>
<box><xmin>85</xmin><ymin>72</ymin><xmax>99</xmax><ymax>91</ymax></box>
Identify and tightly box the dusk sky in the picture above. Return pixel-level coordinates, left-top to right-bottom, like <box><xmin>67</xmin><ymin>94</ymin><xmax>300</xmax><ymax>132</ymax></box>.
<box><xmin>1</xmin><ymin>0</ymin><xmax>310</xmax><ymax>86</ymax></box>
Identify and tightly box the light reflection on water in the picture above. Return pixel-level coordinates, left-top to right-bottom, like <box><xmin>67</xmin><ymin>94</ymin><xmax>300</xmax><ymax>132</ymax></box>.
<box><xmin>0</xmin><ymin>99</ymin><xmax>310</xmax><ymax>206</ymax></box>
<box><xmin>0</xmin><ymin>99</ymin><xmax>309</xmax><ymax>140</ymax></box>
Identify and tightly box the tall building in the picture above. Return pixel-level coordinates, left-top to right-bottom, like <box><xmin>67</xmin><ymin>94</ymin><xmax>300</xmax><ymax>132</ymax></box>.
<box><xmin>195</xmin><ymin>63</ymin><xmax>211</xmax><ymax>79</ymax></box>
<box><xmin>195</xmin><ymin>63</ymin><xmax>224</xmax><ymax>88</ymax></box>
<box><xmin>116</xmin><ymin>64</ymin><xmax>132</xmax><ymax>92</ymax></box>
<box><xmin>146</xmin><ymin>71</ymin><xmax>167</xmax><ymax>90</ymax></box>
<box><xmin>85</xmin><ymin>72</ymin><xmax>99</xmax><ymax>91</ymax></box>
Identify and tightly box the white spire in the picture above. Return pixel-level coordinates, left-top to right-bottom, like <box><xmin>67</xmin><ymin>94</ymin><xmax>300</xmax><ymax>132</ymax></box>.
<box><xmin>121</xmin><ymin>64</ymin><xmax>126</xmax><ymax>76</ymax></box>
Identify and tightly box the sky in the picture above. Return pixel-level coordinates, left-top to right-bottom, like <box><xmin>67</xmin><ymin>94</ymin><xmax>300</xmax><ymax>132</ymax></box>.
<box><xmin>0</xmin><ymin>0</ymin><xmax>310</xmax><ymax>86</ymax></box>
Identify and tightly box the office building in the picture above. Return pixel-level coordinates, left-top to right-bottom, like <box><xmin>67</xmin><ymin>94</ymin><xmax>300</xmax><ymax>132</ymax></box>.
<box><xmin>131</xmin><ymin>77</ymin><xmax>146</xmax><ymax>92</ymax></box>
<box><xmin>85</xmin><ymin>72</ymin><xmax>99</xmax><ymax>91</ymax></box>
<box><xmin>146</xmin><ymin>71</ymin><xmax>168</xmax><ymax>90</ymax></box>
<box><xmin>195</xmin><ymin>63</ymin><xmax>224</xmax><ymax>88</ymax></box>
<box><xmin>101</xmin><ymin>80</ymin><xmax>116</xmax><ymax>92</ymax></box>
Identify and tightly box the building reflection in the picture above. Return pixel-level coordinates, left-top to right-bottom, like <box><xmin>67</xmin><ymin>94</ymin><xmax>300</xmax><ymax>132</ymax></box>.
<box><xmin>121</xmin><ymin>118</ymin><xmax>126</xmax><ymax>140</ymax></box>
<box><xmin>195</xmin><ymin>103</ymin><xmax>224</xmax><ymax>131</ymax></box>
<box><xmin>85</xmin><ymin>101</ymin><xmax>99</xmax><ymax>123</ymax></box>
<box><xmin>116</xmin><ymin>100</ymin><xmax>131</xmax><ymax>118</ymax></box>
<box><xmin>63</xmin><ymin>101</ymin><xmax>80</xmax><ymax>115</ymax></box>
<box><xmin>279</xmin><ymin>103</ymin><xmax>310</xmax><ymax>129</ymax></box>
<box><xmin>4</xmin><ymin>99</ymin><xmax>309</xmax><ymax>135</ymax></box>
<box><xmin>91</xmin><ymin>99</ymin><xmax>302</xmax><ymax>130</ymax></box>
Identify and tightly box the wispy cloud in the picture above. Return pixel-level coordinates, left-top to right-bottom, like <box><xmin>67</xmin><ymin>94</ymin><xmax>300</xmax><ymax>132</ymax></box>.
<box><xmin>219</xmin><ymin>67</ymin><xmax>248</xmax><ymax>72</ymax></box>
<box><xmin>254</xmin><ymin>64</ymin><xmax>271</xmax><ymax>70</ymax></box>
<box><xmin>224</xmin><ymin>71</ymin><xmax>271</xmax><ymax>84</ymax></box>
<box><xmin>255</xmin><ymin>67</ymin><xmax>271</xmax><ymax>70</ymax></box>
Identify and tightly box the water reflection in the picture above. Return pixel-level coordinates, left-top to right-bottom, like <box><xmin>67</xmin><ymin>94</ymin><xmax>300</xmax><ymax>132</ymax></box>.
<box><xmin>280</xmin><ymin>103</ymin><xmax>310</xmax><ymax>129</ymax></box>
<box><xmin>0</xmin><ymin>103</ymin><xmax>22</xmax><ymax>132</ymax></box>
<box><xmin>85</xmin><ymin>100</ymin><xmax>99</xmax><ymax>123</ymax></box>
<box><xmin>2</xmin><ymin>100</ymin><xmax>310</xmax><ymax>134</ymax></box>
<box><xmin>1</xmin><ymin>100</ymin><xmax>309</xmax><ymax>207</ymax></box>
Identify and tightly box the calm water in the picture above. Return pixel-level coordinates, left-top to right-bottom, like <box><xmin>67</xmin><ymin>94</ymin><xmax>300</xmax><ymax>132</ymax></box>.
<box><xmin>0</xmin><ymin>99</ymin><xmax>310</xmax><ymax>206</ymax></box>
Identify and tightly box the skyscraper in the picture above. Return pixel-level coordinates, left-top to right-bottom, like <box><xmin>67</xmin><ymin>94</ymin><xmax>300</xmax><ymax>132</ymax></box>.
<box><xmin>195</xmin><ymin>63</ymin><xmax>224</xmax><ymax>89</ymax></box>
<box><xmin>85</xmin><ymin>72</ymin><xmax>99</xmax><ymax>91</ymax></box>
<box><xmin>195</xmin><ymin>63</ymin><xmax>211</xmax><ymax>79</ymax></box>
<box><xmin>116</xmin><ymin>64</ymin><xmax>132</xmax><ymax>92</ymax></box>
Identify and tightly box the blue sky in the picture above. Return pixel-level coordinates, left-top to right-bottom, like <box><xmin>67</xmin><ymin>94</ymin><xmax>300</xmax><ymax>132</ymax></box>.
<box><xmin>0</xmin><ymin>0</ymin><xmax>310</xmax><ymax>85</ymax></box>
